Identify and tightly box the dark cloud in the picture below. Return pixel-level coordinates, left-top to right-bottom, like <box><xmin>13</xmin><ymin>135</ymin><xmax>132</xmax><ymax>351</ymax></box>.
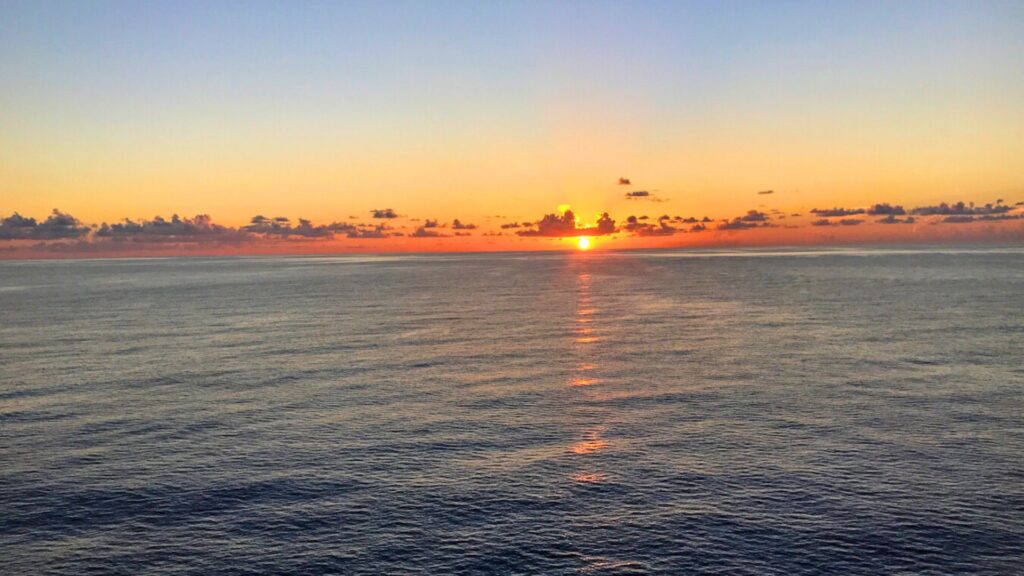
<box><xmin>690</xmin><ymin>223</ymin><xmax>707</xmax><ymax>232</ymax></box>
<box><xmin>625</xmin><ymin>190</ymin><xmax>667</xmax><ymax>202</ymax></box>
<box><xmin>241</xmin><ymin>215</ymin><xmax>336</xmax><ymax>238</ymax></box>
<box><xmin>911</xmin><ymin>200</ymin><xmax>1011</xmax><ymax>216</ymax></box>
<box><xmin>740</xmin><ymin>210</ymin><xmax>769</xmax><ymax>222</ymax></box>
<box><xmin>423</xmin><ymin>219</ymin><xmax>440</xmax><ymax>228</ymax></box>
<box><xmin>410</xmin><ymin>226</ymin><xmax>446</xmax><ymax>238</ymax></box>
<box><xmin>371</xmin><ymin>208</ymin><xmax>398</xmax><ymax>219</ymax></box>
<box><xmin>718</xmin><ymin>214</ymin><xmax>770</xmax><ymax>230</ymax></box>
<box><xmin>96</xmin><ymin>214</ymin><xmax>246</xmax><ymax>242</ymax></box>
<box><xmin>618</xmin><ymin>177</ymin><xmax>631</xmax><ymax>185</ymax></box>
<box><xmin>623</xmin><ymin>215</ymin><xmax>678</xmax><ymax>236</ymax></box>
<box><xmin>0</xmin><ymin>209</ymin><xmax>90</xmax><ymax>240</ymax></box>
<box><xmin>758</xmin><ymin>190</ymin><xmax>774</xmax><ymax>195</ymax></box>
<box><xmin>347</xmin><ymin>224</ymin><xmax>391</xmax><ymax>238</ymax></box>
<box><xmin>810</xmin><ymin>207</ymin><xmax>866</xmax><ymax>217</ymax></box>
<box><xmin>866</xmin><ymin>203</ymin><xmax>906</xmax><ymax>216</ymax></box>
<box><xmin>877</xmin><ymin>215</ymin><xmax>917</xmax><ymax>224</ymax></box>
<box><xmin>451</xmin><ymin>219</ymin><xmax>476</xmax><ymax>230</ymax></box>
<box><xmin>638</xmin><ymin>222</ymin><xmax>677</xmax><ymax>236</ymax></box>
<box><xmin>811</xmin><ymin>218</ymin><xmax>864</xmax><ymax>227</ymax></box>
<box><xmin>517</xmin><ymin>210</ymin><xmax>616</xmax><ymax>237</ymax></box>
<box><xmin>978</xmin><ymin>213</ymin><xmax>1023</xmax><ymax>221</ymax></box>
<box><xmin>500</xmin><ymin>222</ymin><xmax>522</xmax><ymax>229</ymax></box>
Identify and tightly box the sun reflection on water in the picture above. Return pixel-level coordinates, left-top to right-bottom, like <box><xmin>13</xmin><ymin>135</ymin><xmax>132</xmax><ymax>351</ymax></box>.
<box><xmin>569</xmin><ymin>268</ymin><xmax>611</xmax><ymax>483</ymax></box>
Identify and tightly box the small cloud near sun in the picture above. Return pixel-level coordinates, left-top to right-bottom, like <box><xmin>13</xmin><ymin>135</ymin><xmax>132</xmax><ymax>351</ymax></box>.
<box><xmin>517</xmin><ymin>208</ymin><xmax>616</xmax><ymax>237</ymax></box>
<box><xmin>618</xmin><ymin>177</ymin><xmax>631</xmax><ymax>185</ymax></box>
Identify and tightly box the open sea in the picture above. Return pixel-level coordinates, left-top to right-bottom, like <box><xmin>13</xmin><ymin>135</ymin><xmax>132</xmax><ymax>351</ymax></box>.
<box><xmin>1</xmin><ymin>246</ymin><xmax>1022</xmax><ymax>575</ymax></box>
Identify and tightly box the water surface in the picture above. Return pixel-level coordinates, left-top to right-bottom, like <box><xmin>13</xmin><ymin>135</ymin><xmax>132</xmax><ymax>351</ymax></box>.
<box><xmin>2</xmin><ymin>247</ymin><xmax>1022</xmax><ymax>574</ymax></box>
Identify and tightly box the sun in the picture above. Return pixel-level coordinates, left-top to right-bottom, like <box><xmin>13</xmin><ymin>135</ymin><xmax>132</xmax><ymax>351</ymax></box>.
<box><xmin>577</xmin><ymin>236</ymin><xmax>592</xmax><ymax>250</ymax></box>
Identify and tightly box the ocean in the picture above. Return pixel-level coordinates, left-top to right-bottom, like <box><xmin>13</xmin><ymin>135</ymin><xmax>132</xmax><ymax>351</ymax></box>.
<box><xmin>1</xmin><ymin>247</ymin><xmax>1022</xmax><ymax>574</ymax></box>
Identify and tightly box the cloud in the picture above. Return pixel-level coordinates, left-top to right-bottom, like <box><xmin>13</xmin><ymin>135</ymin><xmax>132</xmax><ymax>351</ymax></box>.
<box><xmin>717</xmin><ymin>211</ymin><xmax>772</xmax><ymax>230</ymax></box>
<box><xmin>618</xmin><ymin>177</ymin><xmax>631</xmax><ymax>185</ymax></box>
<box><xmin>517</xmin><ymin>210</ymin><xmax>616</xmax><ymax>237</ymax></box>
<box><xmin>877</xmin><ymin>215</ymin><xmax>916</xmax><ymax>224</ymax></box>
<box><xmin>638</xmin><ymin>222</ymin><xmax>677</xmax><ymax>236</ymax></box>
<box><xmin>740</xmin><ymin>210</ymin><xmax>769</xmax><ymax>222</ymax></box>
<box><xmin>815</xmin><ymin>216</ymin><xmax>864</xmax><ymax>225</ymax></box>
<box><xmin>625</xmin><ymin>190</ymin><xmax>667</xmax><ymax>202</ymax></box>
<box><xmin>934</xmin><ymin>213</ymin><xmax>1021</xmax><ymax>224</ymax></box>
<box><xmin>347</xmin><ymin>224</ymin><xmax>391</xmax><ymax>238</ymax></box>
<box><xmin>423</xmin><ymin>219</ymin><xmax>440</xmax><ymax>228</ymax></box>
<box><xmin>451</xmin><ymin>219</ymin><xmax>476</xmax><ymax>230</ymax></box>
<box><xmin>978</xmin><ymin>213</ymin><xmax>1023</xmax><ymax>221</ymax></box>
<box><xmin>719</xmin><ymin>219</ymin><xmax>763</xmax><ymax>230</ymax></box>
<box><xmin>866</xmin><ymin>203</ymin><xmax>906</xmax><ymax>216</ymax></box>
<box><xmin>811</xmin><ymin>217</ymin><xmax>863</xmax><ymax>226</ymax></box>
<box><xmin>758</xmin><ymin>190</ymin><xmax>774</xmax><ymax>195</ymax></box>
<box><xmin>371</xmin><ymin>208</ymin><xmax>398</xmax><ymax>219</ymax></box>
<box><xmin>810</xmin><ymin>207</ymin><xmax>866</xmax><ymax>217</ymax></box>
<box><xmin>410</xmin><ymin>226</ymin><xmax>446</xmax><ymax>237</ymax></box>
<box><xmin>95</xmin><ymin>214</ymin><xmax>247</xmax><ymax>242</ymax></box>
<box><xmin>0</xmin><ymin>209</ymin><xmax>90</xmax><ymax>240</ymax></box>
<box><xmin>623</xmin><ymin>215</ymin><xmax>678</xmax><ymax>236</ymax></box>
<box><xmin>911</xmin><ymin>200</ymin><xmax>1011</xmax><ymax>216</ymax></box>
<box><xmin>500</xmin><ymin>222</ymin><xmax>522</xmax><ymax>229</ymax></box>
<box><xmin>241</xmin><ymin>215</ymin><xmax>336</xmax><ymax>238</ymax></box>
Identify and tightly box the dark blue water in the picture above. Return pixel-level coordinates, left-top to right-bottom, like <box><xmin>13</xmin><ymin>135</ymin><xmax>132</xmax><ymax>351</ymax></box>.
<box><xmin>2</xmin><ymin>247</ymin><xmax>1023</xmax><ymax>574</ymax></box>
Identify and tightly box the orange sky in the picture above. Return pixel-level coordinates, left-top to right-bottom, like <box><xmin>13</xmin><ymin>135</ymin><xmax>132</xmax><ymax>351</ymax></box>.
<box><xmin>2</xmin><ymin>2</ymin><xmax>1023</xmax><ymax>257</ymax></box>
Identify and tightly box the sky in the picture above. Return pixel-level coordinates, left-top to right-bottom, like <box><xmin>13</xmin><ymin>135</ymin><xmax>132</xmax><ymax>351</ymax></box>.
<box><xmin>1</xmin><ymin>0</ymin><xmax>1022</xmax><ymax>256</ymax></box>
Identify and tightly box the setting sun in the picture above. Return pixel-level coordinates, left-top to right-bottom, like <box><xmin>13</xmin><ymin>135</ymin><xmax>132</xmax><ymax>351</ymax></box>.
<box><xmin>577</xmin><ymin>237</ymin><xmax>592</xmax><ymax>250</ymax></box>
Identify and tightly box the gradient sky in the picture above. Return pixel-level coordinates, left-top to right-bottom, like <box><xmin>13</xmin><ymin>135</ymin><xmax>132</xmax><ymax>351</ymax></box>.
<box><xmin>2</xmin><ymin>0</ymin><xmax>1023</xmax><ymax>254</ymax></box>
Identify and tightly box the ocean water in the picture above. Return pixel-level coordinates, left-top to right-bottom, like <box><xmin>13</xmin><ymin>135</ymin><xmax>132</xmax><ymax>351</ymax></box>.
<box><xmin>1</xmin><ymin>247</ymin><xmax>1022</xmax><ymax>575</ymax></box>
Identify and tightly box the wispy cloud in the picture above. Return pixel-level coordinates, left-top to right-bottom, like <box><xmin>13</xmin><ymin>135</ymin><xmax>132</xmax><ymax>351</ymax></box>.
<box><xmin>810</xmin><ymin>207</ymin><xmax>865</xmax><ymax>217</ymax></box>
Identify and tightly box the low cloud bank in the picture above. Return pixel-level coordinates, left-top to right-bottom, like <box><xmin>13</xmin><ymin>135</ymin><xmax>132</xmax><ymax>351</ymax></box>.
<box><xmin>2</xmin><ymin>196</ymin><xmax>1020</xmax><ymax>254</ymax></box>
